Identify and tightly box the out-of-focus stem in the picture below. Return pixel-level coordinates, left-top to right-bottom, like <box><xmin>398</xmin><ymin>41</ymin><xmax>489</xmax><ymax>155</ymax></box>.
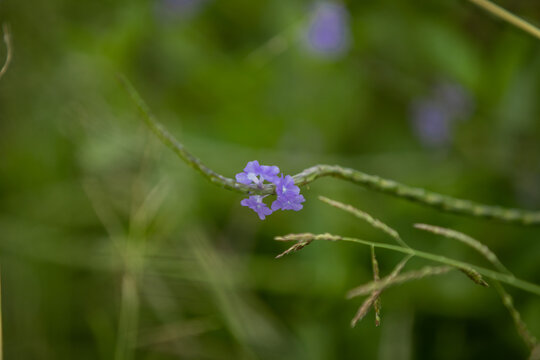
<box><xmin>468</xmin><ymin>0</ymin><xmax>540</xmax><ymax>40</ymax></box>
<box><xmin>0</xmin><ymin>24</ymin><xmax>13</xmax><ymax>80</ymax></box>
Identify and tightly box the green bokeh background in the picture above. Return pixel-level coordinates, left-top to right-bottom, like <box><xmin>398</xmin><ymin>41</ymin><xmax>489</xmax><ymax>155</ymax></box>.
<box><xmin>1</xmin><ymin>0</ymin><xmax>540</xmax><ymax>359</ymax></box>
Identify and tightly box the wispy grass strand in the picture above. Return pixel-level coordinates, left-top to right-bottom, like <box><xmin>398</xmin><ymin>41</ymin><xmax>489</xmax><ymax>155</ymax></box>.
<box><xmin>320</xmin><ymin>196</ymin><xmax>409</xmax><ymax>248</ymax></box>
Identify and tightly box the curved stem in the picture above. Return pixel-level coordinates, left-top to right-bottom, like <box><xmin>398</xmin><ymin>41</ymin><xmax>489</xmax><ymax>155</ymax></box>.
<box><xmin>119</xmin><ymin>76</ymin><xmax>540</xmax><ymax>226</ymax></box>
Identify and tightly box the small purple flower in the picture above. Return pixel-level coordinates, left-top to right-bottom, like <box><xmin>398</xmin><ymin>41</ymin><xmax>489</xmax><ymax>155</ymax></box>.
<box><xmin>271</xmin><ymin>194</ymin><xmax>306</xmax><ymax>212</ymax></box>
<box><xmin>235</xmin><ymin>160</ymin><xmax>280</xmax><ymax>187</ymax></box>
<box><xmin>271</xmin><ymin>175</ymin><xmax>305</xmax><ymax>211</ymax></box>
<box><xmin>306</xmin><ymin>2</ymin><xmax>351</xmax><ymax>58</ymax></box>
<box><xmin>241</xmin><ymin>195</ymin><xmax>274</xmax><ymax>220</ymax></box>
<box><xmin>275</xmin><ymin>174</ymin><xmax>300</xmax><ymax>197</ymax></box>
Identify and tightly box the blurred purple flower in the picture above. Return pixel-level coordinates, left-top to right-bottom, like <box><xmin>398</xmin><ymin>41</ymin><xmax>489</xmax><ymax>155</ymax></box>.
<box><xmin>156</xmin><ymin>0</ymin><xmax>208</xmax><ymax>20</ymax></box>
<box><xmin>241</xmin><ymin>195</ymin><xmax>273</xmax><ymax>220</ymax></box>
<box><xmin>410</xmin><ymin>99</ymin><xmax>451</xmax><ymax>147</ymax></box>
<box><xmin>306</xmin><ymin>2</ymin><xmax>351</xmax><ymax>57</ymax></box>
<box><xmin>433</xmin><ymin>82</ymin><xmax>474</xmax><ymax>120</ymax></box>
<box><xmin>271</xmin><ymin>175</ymin><xmax>305</xmax><ymax>211</ymax></box>
<box><xmin>410</xmin><ymin>81</ymin><xmax>474</xmax><ymax>148</ymax></box>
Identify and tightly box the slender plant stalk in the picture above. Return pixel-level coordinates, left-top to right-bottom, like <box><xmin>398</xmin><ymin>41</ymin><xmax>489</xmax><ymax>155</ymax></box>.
<box><xmin>119</xmin><ymin>76</ymin><xmax>540</xmax><ymax>226</ymax></box>
<box><xmin>370</xmin><ymin>246</ymin><xmax>382</xmax><ymax>326</ymax></box>
<box><xmin>0</xmin><ymin>24</ymin><xmax>12</xmax><ymax>81</ymax></box>
<box><xmin>468</xmin><ymin>0</ymin><xmax>540</xmax><ymax>40</ymax></box>
<box><xmin>115</xmin><ymin>273</ymin><xmax>139</xmax><ymax>360</ymax></box>
<box><xmin>275</xmin><ymin>233</ymin><xmax>540</xmax><ymax>296</ymax></box>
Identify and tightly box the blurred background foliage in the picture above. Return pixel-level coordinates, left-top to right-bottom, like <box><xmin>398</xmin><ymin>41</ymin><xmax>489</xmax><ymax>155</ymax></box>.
<box><xmin>1</xmin><ymin>0</ymin><xmax>540</xmax><ymax>359</ymax></box>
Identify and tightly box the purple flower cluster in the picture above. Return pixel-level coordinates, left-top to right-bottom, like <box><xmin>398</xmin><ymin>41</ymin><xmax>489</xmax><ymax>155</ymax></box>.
<box><xmin>236</xmin><ymin>161</ymin><xmax>305</xmax><ymax>220</ymax></box>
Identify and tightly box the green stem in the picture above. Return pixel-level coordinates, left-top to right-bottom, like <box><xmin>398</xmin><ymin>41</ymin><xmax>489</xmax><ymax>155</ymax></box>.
<box><xmin>119</xmin><ymin>76</ymin><xmax>540</xmax><ymax>226</ymax></box>
<box><xmin>276</xmin><ymin>233</ymin><xmax>540</xmax><ymax>296</ymax></box>
<box><xmin>295</xmin><ymin>165</ymin><xmax>540</xmax><ymax>226</ymax></box>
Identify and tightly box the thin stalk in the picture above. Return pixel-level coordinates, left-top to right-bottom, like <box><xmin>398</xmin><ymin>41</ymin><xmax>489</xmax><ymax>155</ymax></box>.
<box><xmin>115</xmin><ymin>273</ymin><xmax>139</xmax><ymax>360</ymax></box>
<box><xmin>468</xmin><ymin>0</ymin><xmax>540</xmax><ymax>40</ymax></box>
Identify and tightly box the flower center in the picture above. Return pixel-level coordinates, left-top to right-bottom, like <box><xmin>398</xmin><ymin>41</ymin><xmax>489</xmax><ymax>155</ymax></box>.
<box><xmin>247</xmin><ymin>173</ymin><xmax>260</xmax><ymax>184</ymax></box>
